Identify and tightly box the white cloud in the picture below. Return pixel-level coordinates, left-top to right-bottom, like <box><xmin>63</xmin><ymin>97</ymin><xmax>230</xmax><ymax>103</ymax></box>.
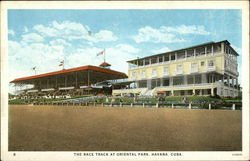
<box><xmin>161</xmin><ymin>25</ymin><xmax>210</xmax><ymax>35</ymax></box>
<box><xmin>133</xmin><ymin>25</ymin><xmax>210</xmax><ymax>43</ymax></box>
<box><xmin>23</xmin><ymin>26</ymin><xmax>29</xmax><ymax>33</ymax></box>
<box><xmin>115</xmin><ymin>44</ymin><xmax>140</xmax><ymax>53</ymax></box>
<box><xmin>93</xmin><ymin>30</ymin><xmax>118</xmax><ymax>42</ymax></box>
<box><xmin>22</xmin><ymin>33</ymin><xmax>44</xmax><ymax>43</ymax></box>
<box><xmin>49</xmin><ymin>39</ymin><xmax>71</xmax><ymax>46</ymax></box>
<box><xmin>133</xmin><ymin>26</ymin><xmax>186</xmax><ymax>43</ymax></box>
<box><xmin>33</xmin><ymin>24</ymin><xmax>58</xmax><ymax>37</ymax></box>
<box><xmin>66</xmin><ymin>44</ymin><xmax>140</xmax><ymax>74</ymax></box>
<box><xmin>151</xmin><ymin>47</ymin><xmax>171</xmax><ymax>54</ymax></box>
<box><xmin>33</xmin><ymin>21</ymin><xmax>117</xmax><ymax>42</ymax></box>
<box><xmin>8</xmin><ymin>30</ymin><xmax>15</xmax><ymax>36</ymax></box>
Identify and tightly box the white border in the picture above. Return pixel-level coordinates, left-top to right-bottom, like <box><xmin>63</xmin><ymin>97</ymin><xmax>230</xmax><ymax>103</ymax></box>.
<box><xmin>1</xmin><ymin>1</ymin><xmax>249</xmax><ymax>161</ymax></box>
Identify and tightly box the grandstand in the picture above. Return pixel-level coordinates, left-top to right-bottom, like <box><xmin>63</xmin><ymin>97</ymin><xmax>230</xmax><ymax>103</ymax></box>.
<box><xmin>10</xmin><ymin>63</ymin><xmax>128</xmax><ymax>99</ymax></box>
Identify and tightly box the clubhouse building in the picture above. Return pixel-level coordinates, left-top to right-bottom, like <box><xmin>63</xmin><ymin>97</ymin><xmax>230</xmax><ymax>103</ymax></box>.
<box><xmin>113</xmin><ymin>40</ymin><xmax>240</xmax><ymax>97</ymax></box>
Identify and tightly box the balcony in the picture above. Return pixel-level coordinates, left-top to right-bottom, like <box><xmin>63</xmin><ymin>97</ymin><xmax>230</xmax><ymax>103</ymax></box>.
<box><xmin>207</xmin><ymin>65</ymin><xmax>216</xmax><ymax>72</ymax></box>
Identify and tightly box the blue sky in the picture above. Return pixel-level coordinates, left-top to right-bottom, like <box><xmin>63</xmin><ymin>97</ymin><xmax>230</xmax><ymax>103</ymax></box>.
<box><xmin>8</xmin><ymin>9</ymin><xmax>242</xmax><ymax>85</ymax></box>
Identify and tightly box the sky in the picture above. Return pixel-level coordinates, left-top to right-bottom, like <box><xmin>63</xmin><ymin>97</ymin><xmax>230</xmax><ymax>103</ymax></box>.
<box><xmin>8</xmin><ymin>9</ymin><xmax>242</xmax><ymax>89</ymax></box>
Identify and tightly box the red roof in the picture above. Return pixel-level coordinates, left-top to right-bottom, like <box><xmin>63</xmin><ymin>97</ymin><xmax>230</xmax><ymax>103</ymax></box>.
<box><xmin>11</xmin><ymin>65</ymin><xmax>127</xmax><ymax>83</ymax></box>
<box><xmin>99</xmin><ymin>62</ymin><xmax>111</xmax><ymax>67</ymax></box>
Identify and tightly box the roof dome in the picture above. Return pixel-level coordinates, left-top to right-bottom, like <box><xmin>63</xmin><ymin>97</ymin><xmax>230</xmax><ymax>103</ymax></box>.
<box><xmin>99</xmin><ymin>62</ymin><xmax>111</xmax><ymax>67</ymax></box>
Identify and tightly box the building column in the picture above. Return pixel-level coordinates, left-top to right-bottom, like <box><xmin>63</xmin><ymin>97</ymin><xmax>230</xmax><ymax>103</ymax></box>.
<box><xmin>170</xmin><ymin>77</ymin><xmax>173</xmax><ymax>86</ymax></box>
<box><xmin>194</xmin><ymin>48</ymin><xmax>196</xmax><ymax>58</ymax></box>
<box><xmin>227</xmin><ymin>75</ymin><xmax>230</xmax><ymax>87</ymax></box>
<box><xmin>185</xmin><ymin>50</ymin><xmax>187</xmax><ymax>59</ymax></box>
<box><xmin>175</xmin><ymin>52</ymin><xmax>177</xmax><ymax>61</ymax></box>
<box><xmin>149</xmin><ymin>58</ymin><xmax>152</xmax><ymax>65</ymax></box>
<box><xmin>169</xmin><ymin>54</ymin><xmax>171</xmax><ymax>62</ymax></box>
<box><xmin>232</xmin><ymin>77</ymin><xmax>235</xmax><ymax>88</ymax></box>
<box><xmin>143</xmin><ymin>59</ymin><xmax>145</xmax><ymax>66</ymax></box>
<box><xmin>199</xmin><ymin>89</ymin><xmax>202</xmax><ymax>96</ymax></box>
<box><xmin>184</xmin><ymin>75</ymin><xmax>187</xmax><ymax>85</ymax></box>
<box><xmin>221</xmin><ymin>42</ymin><xmax>225</xmax><ymax>53</ymax></box>
<box><xmin>160</xmin><ymin>78</ymin><xmax>163</xmax><ymax>86</ymax></box>
<box><xmin>211</xmin><ymin>88</ymin><xmax>214</xmax><ymax>96</ymax></box>
<box><xmin>147</xmin><ymin>79</ymin><xmax>152</xmax><ymax>89</ymax></box>
<box><xmin>236</xmin><ymin>78</ymin><xmax>238</xmax><ymax>89</ymax></box>
<box><xmin>171</xmin><ymin>90</ymin><xmax>174</xmax><ymax>96</ymax></box>
<box><xmin>211</xmin><ymin>45</ymin><xmax>214</xmax><ymax>55</ymax></box>
<box><xmin>201</xmin><ymin>73</ymin><xmax>207</xmax><ymax>83</ymax></box>
<box><xmin>192</xmin><ymin>89</ymin><xmax>195</xmax><ymax>95</ymax></box>
<box><xmin>205</xmin><ymin>46</ymin><xmax>207</xmax><ymax>56</ymax></box>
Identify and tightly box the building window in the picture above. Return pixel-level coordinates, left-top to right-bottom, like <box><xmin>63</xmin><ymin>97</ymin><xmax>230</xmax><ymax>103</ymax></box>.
<box><xmin>131</xmin><ymin>72</ymin><xmax>136</xmax><ymax>79</ymax></box>
<box><xmin>141</xmin><ymin>71</ymin><xmax>146</xmax><ymax>79</ymax></box>
<box><xmin>151</xmin><ymin>57</ymin><xmax>157</xmax><ymax>64</ymax></box>
<box><xmin>176</xmin><ymin>65</ymin><xmax>183</xmax><ymax>74</ymax></box>
<box><xmin>163</xmin><ymin>67</ymin><xmax>169</xmax><ymax>75</ymax></box>
<box><xmin>187</xmin><ymin>49</ymin><xmax>194</xmax><ymax>57</ymax></box>
<box><xmin>152</xmin><ymin>69</ymin><xmax>157</xmax><ymax>77</ymax></box>
<box><xmin>191</xmin><ymin>63</ymin><xmax>198</xmax><ymax>68</ymax></box>
<box><xmin>196</xmin><ymin>47</ymin><xmax>205</xmax><ymax>56</ymax></box>
<box><xmin>177</xmin><ymin>51</ymin><xmax>185</xmax><ymax>60</ymax></box>
<box><xmin>171</xmin><ymin>54</ymin><xmax>175</xmax><ymax>61</ymax></box>
<box><xmin>159</xmin><ymin>56</ymin><xmax>163</xmax><ymax>63</ymax></box>
<box><xmin>163</xmin><ymin>78</ymin><xmax>170</xmax><ymax>86</ymax></box>
<box><xmin>164</xmin><ymin>55</ymin><xmax>169</xmax><ymax>62</ymax></box>
<box><xmin>201</xmin><ymin>61</ymin><xmax>205</xmax><ymax>66</ymax></box>
<box><xmin>191</xmin><ymin>63</ymin><xmax>198</xmax><ymax>73</ymax></box>
<box><xmin>213</xmin><ymin>44</ymin><xmax>221</xmax><ymax>53</ymax></box>
<box><xmin>145</xmin><ymin>59</ymin><xmax>150</xmax><ymax>65</ymax></box>
<box><xmin>138</xmin><ymin>60</ymin><xmax>144</xmax><ymax>66</ymax></box>
<box><xmin>206</xmin><ymin>45</ymin><xmax>212</xmax><ymax>54</ymax></box>
<box><xmin>208</xmin><ymin>60</ymin><xmax>215</xmax><ymax>67</ymax></box>
<box><xmin>173</xmin><ymin>76</ymin><xmax>184</xmax><ymax>85</ymax></box>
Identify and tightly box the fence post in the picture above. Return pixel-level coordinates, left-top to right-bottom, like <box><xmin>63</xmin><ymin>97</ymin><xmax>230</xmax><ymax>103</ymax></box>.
<box><xmin>232</xmin><ymin>104</ymin><xmax>235</xmax><ymax>110</ymax></box>
<box><xmin>143</xmin><ymin>103</ymin><xmax>145</xmax><ymax>108</ymax></box>
<box><xmin>120</xmin><ymin>103</ymin><xmax>122</xmax><ymax>107</ymax></box>
<box><xmin>94</xmin><ymin>102</ymin><xmax>96</xmax><ymax>106</ymax></box>
<box><xmin>156</xmin><ymin>103</ymin><xmax>159</xmax><ymax>108</ymax></box>
<box><xmin>209</xmin><ymin>104</ymin><xmax>211</xmax><ymax>110</ymax></box>
<box><xmin>102</xmin><ymin>103</ymin><xmax>104</xmax><ymax>107</ymax></box>
<box><xmin>189</xmin><ymin>103</ymin><xmax>192</xmax><ymax>109</ymax></box>
<box><xmin>172</xmin><ymin>103</ymin><xmax>174</xmax><ymax>109</ymax></box>
<box><xmin>131</xmin><ymin>103</ymin><xmax>133</xmax><ymax>107</ymax></box>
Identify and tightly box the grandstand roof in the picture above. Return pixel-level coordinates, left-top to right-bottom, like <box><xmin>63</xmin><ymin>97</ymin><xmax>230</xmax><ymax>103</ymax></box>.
<box><xmin>10</xmin><ymin>65</ymin><xmax>127</xmax><ymax>83</ymax></box>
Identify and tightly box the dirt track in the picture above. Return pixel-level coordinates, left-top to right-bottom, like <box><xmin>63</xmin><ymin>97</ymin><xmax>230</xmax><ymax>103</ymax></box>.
<box><xmin>9</xmin><ymin>105</ymin><xmax>242</xmax><ymax>151</ymax></box>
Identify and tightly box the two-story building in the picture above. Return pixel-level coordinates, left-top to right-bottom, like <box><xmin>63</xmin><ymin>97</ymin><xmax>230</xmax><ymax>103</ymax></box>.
<box><xmin>112</xmin><ymin>40</ymin><xmax>240</xmax><ymax>97</ymax></box>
